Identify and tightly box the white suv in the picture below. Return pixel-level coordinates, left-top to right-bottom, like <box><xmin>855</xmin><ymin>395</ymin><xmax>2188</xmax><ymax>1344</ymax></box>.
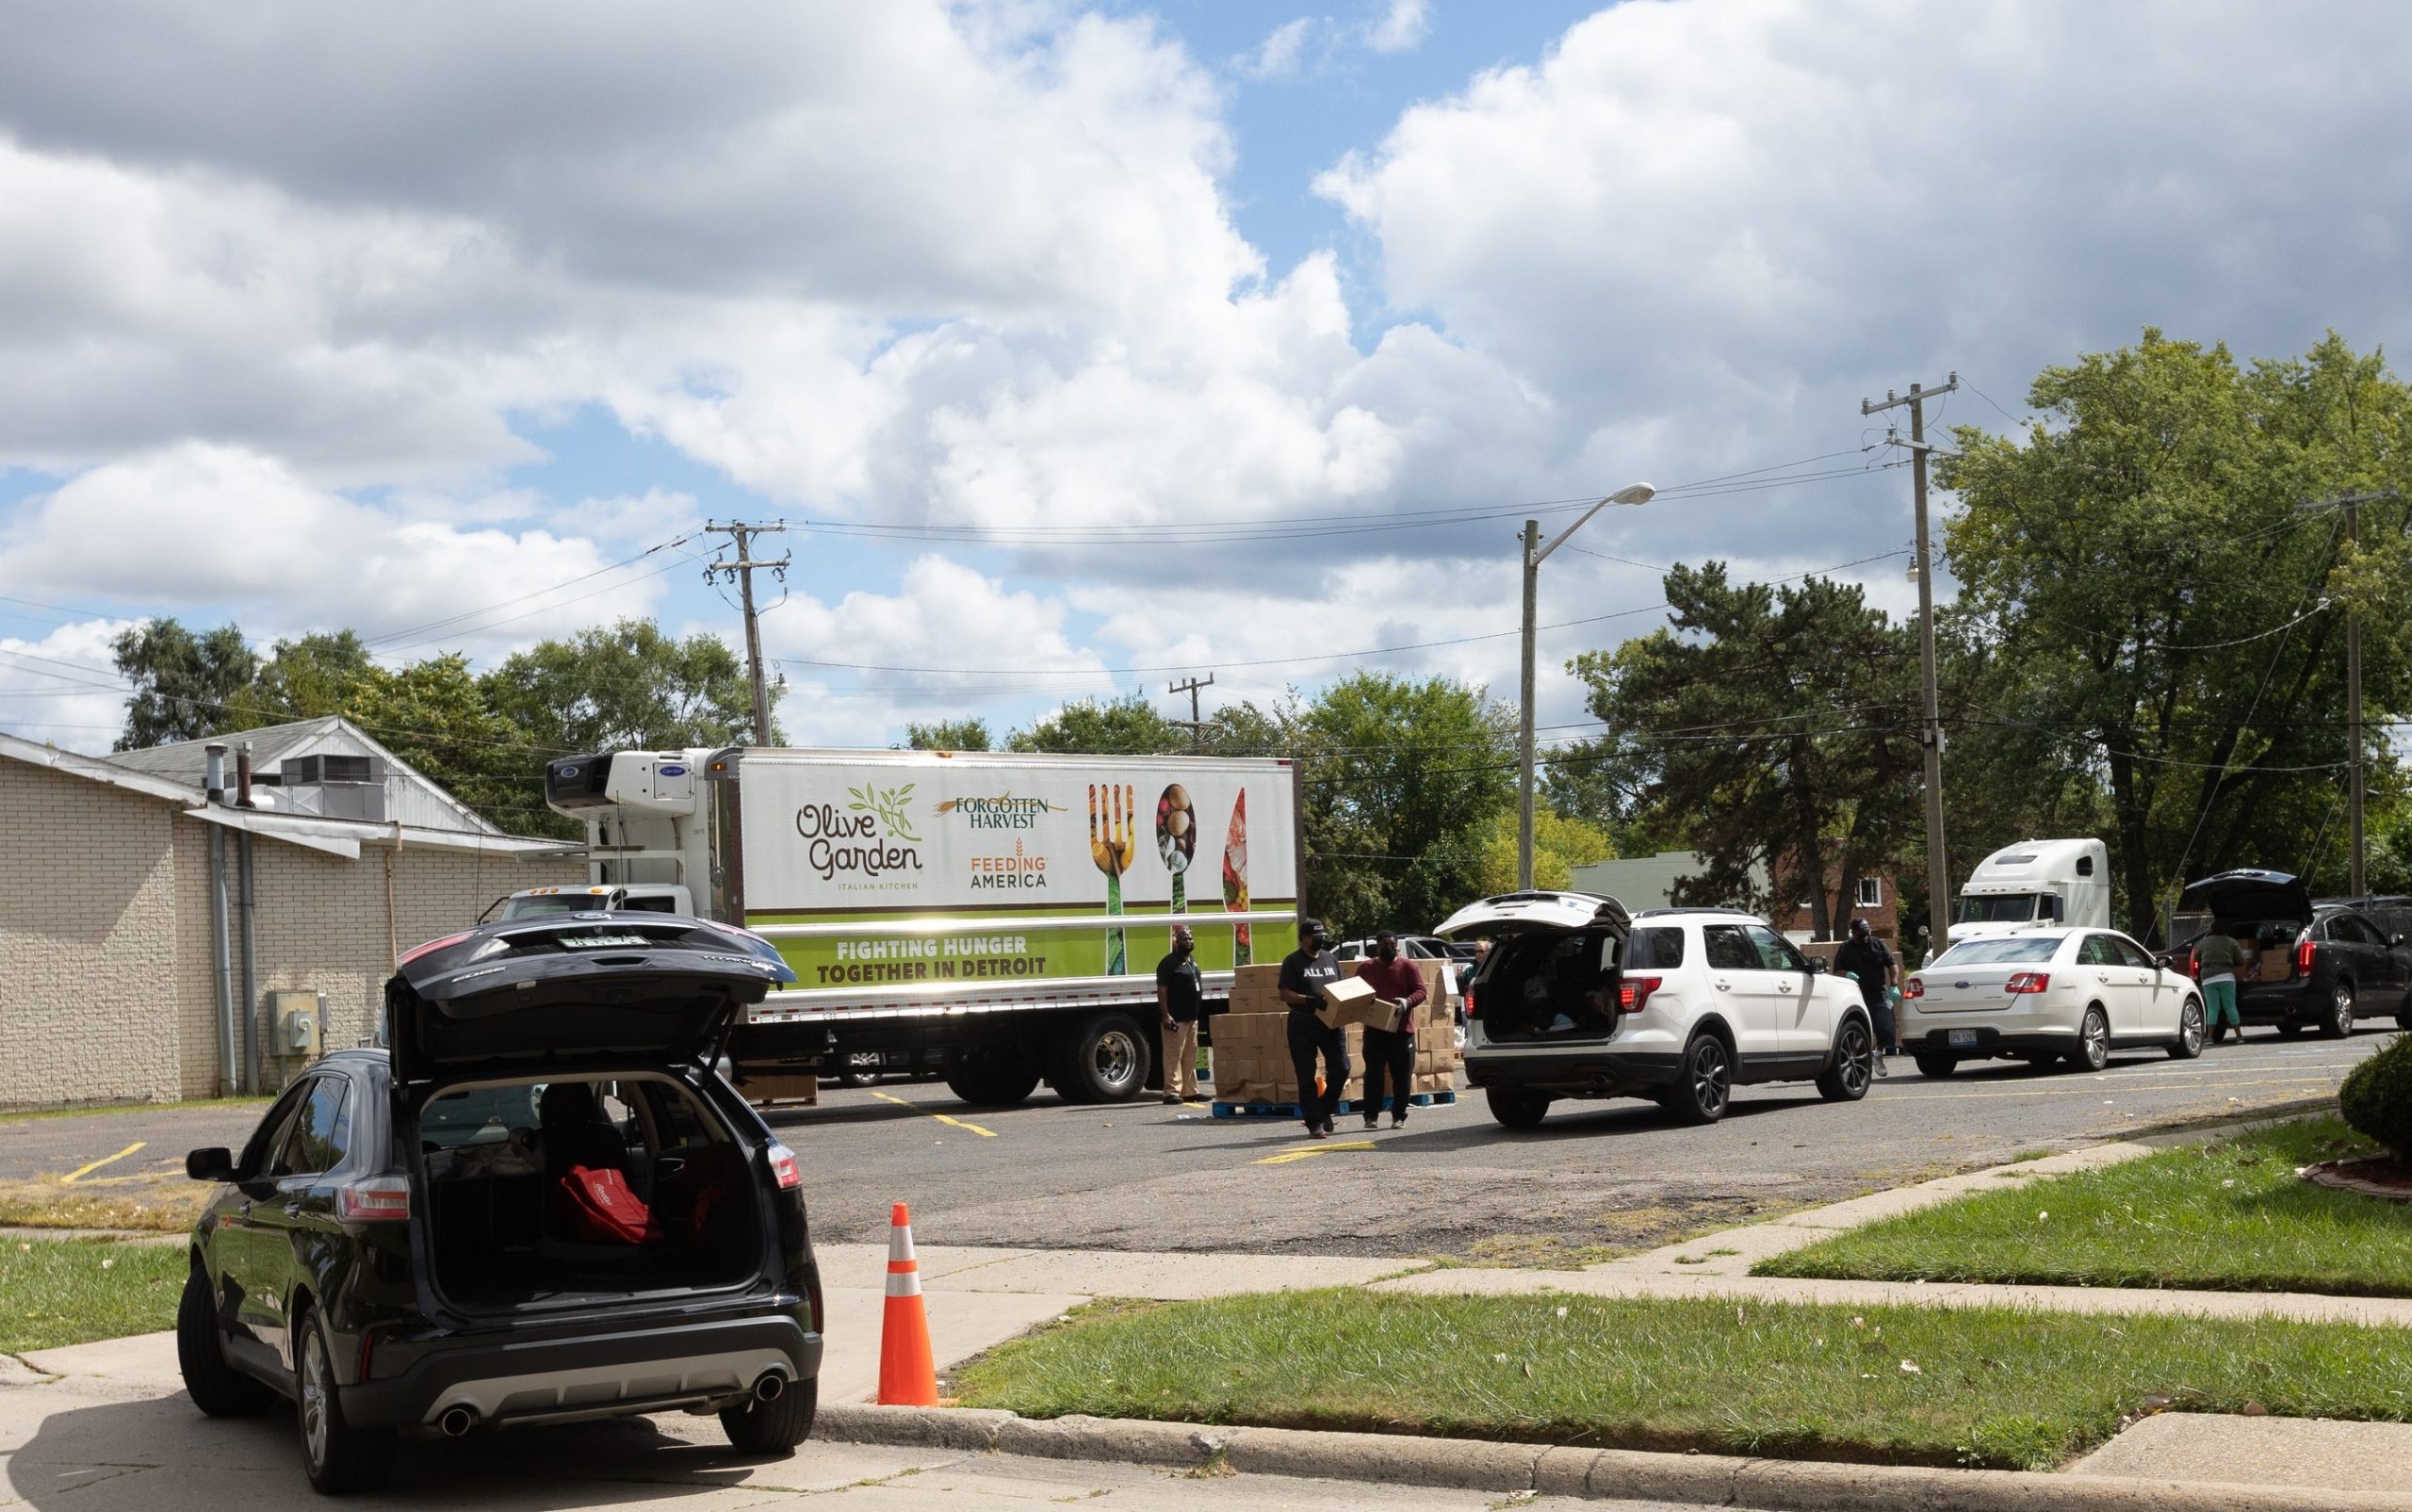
<box><xmin>1438</xmin><ymin>892</ymin><xmax>1878</xmax><ymax>1129</ymax></box>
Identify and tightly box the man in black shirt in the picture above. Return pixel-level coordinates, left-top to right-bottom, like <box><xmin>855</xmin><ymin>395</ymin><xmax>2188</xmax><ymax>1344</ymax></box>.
<box><xmin>1278</xmin><ymin>918</ymin><xmax>1346</xmax><ymax>1137</ymax></box>
<box><xmin>1832</xmin><ymin>918</ymin><xmax>1898</xmax><ymax>1078</ymax></box>
<box><xmin>1155</xmin><ymin>925</ymin><xmax>1205</xmax><ymax>1104</ymax></box>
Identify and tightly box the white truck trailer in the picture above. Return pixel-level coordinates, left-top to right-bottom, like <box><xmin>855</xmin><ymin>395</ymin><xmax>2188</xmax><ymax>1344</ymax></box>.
<box><xmin>541</xmin><ymin>746</ymin><xmax>1305</xmax><ymax>1105</ymax></box>
<box><xmin>1950</xmin><ymin>837</ymin><xmax>2111</xmax><ymax>941</ymax></box>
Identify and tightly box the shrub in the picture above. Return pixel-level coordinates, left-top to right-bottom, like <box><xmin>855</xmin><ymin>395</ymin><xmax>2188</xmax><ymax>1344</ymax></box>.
<box><xmin>2338</xmin><ymin>1033</ymin><xmax>2412</xmax><ymax>1162</ymax></box>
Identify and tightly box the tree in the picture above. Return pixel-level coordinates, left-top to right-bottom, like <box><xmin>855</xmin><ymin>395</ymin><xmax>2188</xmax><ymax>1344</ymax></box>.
<box><xmin>247</xmin><ymin>631</ymin><xmax>376</xmax><ymax>723</ymax></box>
<box><xmin>1567</xmin><ymin>564</ymin><xmax>1922</xmax><ymax>940</ymax></box>
<box><xmin>1475</xmin><ymin>805</ymin><xmax>1616</xmax><ymax>895</ymax></box>
<box><xmin>1006</xmin><ymin>694</ymin><xmax>1188</xmax><ymax>755</ymax></box>
<box><xmin>1939</xmin><ymin>330</ymin><xmax>2412</xmax><ymax>935</ymax></box>
<box><xmin>483</xmin><ymin>620</ymin><xmax>768</xmax><ymax>756</ymax></box>
<box><xmin>111</xmin><ymin>620</ymin><xmax>258</xmax><ymax>750</ymax></box>
<box><xmin>342</xmin><ymin>655</ymin><xmax>553</xmax><ymax>834</ymax></box>
<box><xmin>903</xmin><ymin>718</ymin><xmax>992</xmax><ymax>751</ymax></box>
<box><xmin>1293</xmin><ymin>672</ymin><xmax>1516</xmax><ymax>935</ymax></box>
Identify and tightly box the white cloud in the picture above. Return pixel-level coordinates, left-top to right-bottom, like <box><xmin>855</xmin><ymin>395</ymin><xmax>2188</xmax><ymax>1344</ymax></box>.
<box><xmin>0</xmin><ymin>618</ymin><xmax>141</xmax><ymax>754</ymax></box>
<box><xmin>1241</xmin><ymin>18</ymin><xmax>1316</xmax><ymax>79</ymax></box>
<box><xmin>1361</xmin><ymin>0</ymin><xmax>1430</xmax><ymax>54</ymax></box>
<box><xmin>0</xmin><ymin>445</ymin><xmax>666</xmax><ymax>658</ymax></box>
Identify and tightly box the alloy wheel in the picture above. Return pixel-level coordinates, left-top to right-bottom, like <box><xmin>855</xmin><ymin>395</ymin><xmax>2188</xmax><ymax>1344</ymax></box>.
<box><xmin>301</xmin><ymin>1325</ymin><xmax>332</xmax><ymax>1471</ymax></box>
<box><xmin>1689</xmin><ymin>1037</ymin><xmax>1731</xmax><ymax>1117</ymax></box>
<box><xmin>2078</xmin><ymin>1008</ymin><xmax>2109</xmax><ymax>1071</ymax></box>
<box><xmin>1837</xmin><ymin>1022</ymin><xmax>1872</xmax><ymax>1096</ymax></box>
<box><xmin>2331</xmin><ymin>984</ymin><xmax>2355</xmax><ymax>1037</ymax></box>
<box><xmin>2179</xmin><ymin>1001</ymin><xmax>2204</xmax><ymax>1055</ymax></box>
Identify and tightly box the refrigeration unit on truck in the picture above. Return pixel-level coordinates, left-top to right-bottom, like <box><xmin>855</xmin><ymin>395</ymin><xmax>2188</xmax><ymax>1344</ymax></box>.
<box><xmin>1950</xmin><ymin>838</ymin><xmax>2111</xmax><ymax>942</ymax></box>
<box><xmin>542</xmin><ymin>746</ymin><xmax>1304</xmax><ymax>1106</ymax></box>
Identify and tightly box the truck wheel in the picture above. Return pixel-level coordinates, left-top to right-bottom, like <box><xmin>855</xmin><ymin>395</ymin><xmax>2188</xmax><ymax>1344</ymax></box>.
<box><xmin>835</xmin><ymin>1052</ymin><xmax>883</xmax><ymax>1089</ymax></box>
<box><xmin>944</xmin><ymin>1058</ymin><xmax>1040</xmax><ymax>1108</ymax></box>
<box><xmin>1050</xmin><ymin>1013</ymin><xmax>1152</xmax><ymax>1103</ymax></box>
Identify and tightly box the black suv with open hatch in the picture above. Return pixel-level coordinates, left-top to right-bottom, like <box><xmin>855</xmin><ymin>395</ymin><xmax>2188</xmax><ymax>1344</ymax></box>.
<box><xmin>176</xmin><ymin>913</ymin><xmax>820</xmax><ymax>1493</ymax></box>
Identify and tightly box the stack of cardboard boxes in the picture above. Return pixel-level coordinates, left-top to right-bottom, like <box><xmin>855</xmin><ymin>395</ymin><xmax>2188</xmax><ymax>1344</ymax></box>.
<box><xmin>1209</xmin><ymin>957</ymin><xmax>1459</xmax><ymax>1108</ymax></box>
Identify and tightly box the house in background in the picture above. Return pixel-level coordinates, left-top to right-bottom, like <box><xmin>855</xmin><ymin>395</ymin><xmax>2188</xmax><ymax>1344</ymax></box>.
<box><xmin>1570</xmin><ymin>850</ymin><xmax>1899</xmax><ymax>945</ymax></box>
<box><xmin>0</xmin><ymin>717</ymin><xmax>582</xmax><ymax>1108</ymax></box>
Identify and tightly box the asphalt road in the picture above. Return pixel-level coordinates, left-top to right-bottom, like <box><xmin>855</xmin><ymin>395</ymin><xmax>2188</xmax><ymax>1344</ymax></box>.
<box><xmin>4</xmin><ymin>1030</ymin><xmax>2391</xmax><ymax>1260</ymax></box>
<box><xmin>764</xmin><ymin>1030</ymin><xmax>2396</xmax><ymax>1260</ymax></box>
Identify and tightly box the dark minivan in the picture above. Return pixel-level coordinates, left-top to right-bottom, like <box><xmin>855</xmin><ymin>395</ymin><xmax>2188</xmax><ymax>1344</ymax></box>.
<box><xmin>2176</xmin><ymin>870</ymin><xmax>2408</xmax><ymax>1038</ymax></box>
<box><xmin>177</xmin><ymin>913</ymin><xmax>822</xmax><ymax>1493</ymax></box>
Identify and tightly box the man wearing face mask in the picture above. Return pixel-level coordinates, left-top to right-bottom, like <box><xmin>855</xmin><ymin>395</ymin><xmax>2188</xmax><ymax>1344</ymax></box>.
<box><xmin>1354</xmin><ymin>931</ymin><xmax>1429</xmax><ymax>1130</ymax></box>
<box><xmin>1278</xmin><ymin>918</ymin><xmax>1347</xmax><ymax>1137</ymax></box>
<box><xmin>1155</xmin><ymin>924</ymin><xmax>1205</xmax><ymax>1104</ymax></box>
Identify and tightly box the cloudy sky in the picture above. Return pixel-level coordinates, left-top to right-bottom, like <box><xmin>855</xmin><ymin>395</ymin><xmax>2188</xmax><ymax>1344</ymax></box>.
<box><xmin>3</xmin><ymin>0</ymin><xmax>2406</xmax><ymax>766</ymax></box>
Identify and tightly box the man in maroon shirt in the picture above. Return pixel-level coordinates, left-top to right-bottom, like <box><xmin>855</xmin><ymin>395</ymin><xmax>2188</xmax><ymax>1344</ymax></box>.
<box><xmin>1354</xmin><ymin>931</ymin><xmax>1429</xmax><ymax>1130</ymax></box>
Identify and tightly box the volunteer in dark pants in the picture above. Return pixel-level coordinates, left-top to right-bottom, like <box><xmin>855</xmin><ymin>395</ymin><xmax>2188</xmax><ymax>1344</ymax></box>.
<box><xmin>1354</xmin><ymin>931</ymin><xmax>1428</xmax><ymax>1130</ymax></box>
<box><xmin>1278</xmin><ymin>918</ymin><xmax>1346</xmax><ymax>1137</ymax></box>
<box><xmin>1155</xmin><ymin>924</ymin><xmax>1205</xmax><ymax>1102</ymax></box>
<box><xmin>1832</xmin><ymin>918</ymin><xmax>1898</xmax><ymax>1078</ymax></box>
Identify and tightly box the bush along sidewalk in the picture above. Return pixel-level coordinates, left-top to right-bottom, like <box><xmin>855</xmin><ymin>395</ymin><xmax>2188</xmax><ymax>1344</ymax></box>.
<box><xmin>2339</xmin><ymin>1033</ymin><xmax>2412</xmax><ymax>1162</ymax></box>
<box><xmin>953</xmin><ymin>1288</ymin><xmax>2412</xmax><ymax>1472</ymax></box>
<box><xmin>1757</xmin><ymin>1116</ymin><xmax>2412</xmax><ymax>1296</ymax></box>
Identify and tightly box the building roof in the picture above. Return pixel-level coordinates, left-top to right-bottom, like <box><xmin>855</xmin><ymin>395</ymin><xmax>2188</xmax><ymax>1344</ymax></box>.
<box><xmin>105</xmin><ymin>716</ymin><xmax>503</xmax><ymax>836</ymax></box>
<box><xmin>1</xmin><ymin>727</ymin><xmax>581</xmax><ymax>863</ymax></box>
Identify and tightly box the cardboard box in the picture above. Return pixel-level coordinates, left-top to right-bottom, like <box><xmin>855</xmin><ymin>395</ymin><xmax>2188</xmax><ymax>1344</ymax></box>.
<box><xmin>1318</xmin><ymin>974</ymin><xmax>1408</xmax><ymax>1031</ymax></box>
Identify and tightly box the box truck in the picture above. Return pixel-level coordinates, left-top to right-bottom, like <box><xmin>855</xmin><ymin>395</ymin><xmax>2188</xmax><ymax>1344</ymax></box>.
<box><xmin>539</xmin><ymin>746</ymin><xmax>1304</xmax><ymax>1106</ymax></box>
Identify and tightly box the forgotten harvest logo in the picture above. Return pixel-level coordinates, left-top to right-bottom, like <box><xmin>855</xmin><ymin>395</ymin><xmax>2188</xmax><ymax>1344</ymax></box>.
<box><xmin>794</xmin><ymin>784</ymin><xmax>923</xmax><ymax>880</ymax></box>
<box><xmin>934</xmin><ymin>793</ymin><xmax>1066</xmax><ymax>830</ymax></box>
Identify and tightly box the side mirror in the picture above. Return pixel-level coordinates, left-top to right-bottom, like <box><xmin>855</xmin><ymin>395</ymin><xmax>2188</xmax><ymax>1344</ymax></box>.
<box><xmin>1804</xmin><ymin>957</ymin><xmax>1827</xmax><ymax>974</ymax></box>
<box><xmin>186</xmin><ymin>1146</ymin><xmax>236</xmax><ymax>1183</ymax></box>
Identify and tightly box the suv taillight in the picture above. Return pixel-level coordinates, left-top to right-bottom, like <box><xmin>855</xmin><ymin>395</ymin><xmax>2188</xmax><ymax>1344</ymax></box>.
<box><xmin>337</xmin><ymin>1177</ymin><xmax>411</xmax><ymax>1222</ymax></box>
<box><xmin>1617</xmin><ymin>976</ymin><xmax>1662</xmax><ymax>1014</ymax></box>
<box><xmin>2004</xmin><ymin>972</ymin><xmax>2050</xmax><ymax>995</ymax></box>
<box><xmin>2296</xmin><ymin>938</ymin><xmax>2316</xmax><ymax>978</ymax></box>
<box><xmin>1903</xmin><ymin>977</ymin><xmax>1924</xmax><ymax>1000</ymax></box>
<box><xmin>766</xmin><ymin>1142</ymin><xmax>802</xmax><ymax>1191</ymax></box>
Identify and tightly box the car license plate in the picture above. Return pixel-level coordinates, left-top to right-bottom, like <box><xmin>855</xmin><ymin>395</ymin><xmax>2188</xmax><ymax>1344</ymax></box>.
<box><xmin>566</xmin><ymin>934</ymin><xmax>650</xmax><ymax>949</ymax></box>
<box><xmin>1948</xmin><ymin>1029</ymin><xmax>1978</xmax><ymax>1048</ymax></box>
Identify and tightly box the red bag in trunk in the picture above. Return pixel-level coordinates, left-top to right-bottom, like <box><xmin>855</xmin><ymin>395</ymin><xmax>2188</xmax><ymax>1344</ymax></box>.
<box><xmin>556</xmin><ymin>1162</ymin><xmax>650</xmax><ymax>1244</ymax></box>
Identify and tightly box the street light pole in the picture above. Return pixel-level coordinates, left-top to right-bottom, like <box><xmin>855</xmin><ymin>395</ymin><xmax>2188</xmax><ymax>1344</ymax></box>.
<box><xmin>1519</xmin><ymin>483</ymin><xmax>1655</xmax><ymax>890</ymax></box>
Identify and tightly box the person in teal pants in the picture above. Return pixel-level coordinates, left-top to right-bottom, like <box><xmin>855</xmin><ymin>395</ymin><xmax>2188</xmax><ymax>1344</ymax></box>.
<box><xmin>2193</xmin><ymin>928</ymin><xmax>2246</xmax><ymax>1044</ymax></box>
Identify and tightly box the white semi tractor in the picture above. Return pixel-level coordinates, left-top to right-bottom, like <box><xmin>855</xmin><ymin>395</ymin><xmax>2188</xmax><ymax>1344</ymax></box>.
<box><xmin>536</xmin><ymin>746</ymin><xmax>1305</xmax><ymax>1105</ymax></box>
<box><xmin>1950</xmin><ymin>837</ymin><xmax>2111</xmax><ymax>941</ymax></box>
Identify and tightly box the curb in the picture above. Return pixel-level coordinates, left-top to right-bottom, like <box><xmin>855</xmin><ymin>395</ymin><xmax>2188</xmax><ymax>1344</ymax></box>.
<box><xmin>812</xmin><ymin>1404</ymin><xmax>2412</xmax><ymax>1512</ymax></box>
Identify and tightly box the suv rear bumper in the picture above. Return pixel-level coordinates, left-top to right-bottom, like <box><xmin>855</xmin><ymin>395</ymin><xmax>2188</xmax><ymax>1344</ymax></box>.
<box><xmin>342</xmin><ymin>1311</ymin><xmax>821</xmax><ymax>1432</ymax></box>
<box><xmin>1466</xmin><ymin>1044</ymin><xmax>1679</xmax><ymax>1095</ymax></box>
<box><xmin>2238</xmin><ymin>982</ymin><xmax>2322</xmax><ymax>1022</ymax></box>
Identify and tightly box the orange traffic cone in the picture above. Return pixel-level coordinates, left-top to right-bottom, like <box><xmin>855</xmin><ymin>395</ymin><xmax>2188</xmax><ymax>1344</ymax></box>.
<box><xmin>877</xmin><ymin>1200</ymin><xmax>939</xmax><ymax>1406</ymax></box>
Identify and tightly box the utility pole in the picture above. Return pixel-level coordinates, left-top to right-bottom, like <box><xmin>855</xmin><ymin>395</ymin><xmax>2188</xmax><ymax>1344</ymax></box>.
<box><xmin>1863</xmin><ymin>373</ymin><xmax>1958</xmax><ymax>955</ymax></box>
<box><xmin>1518</xmin><ymin>483</ymin><xmax>1655</xmax><ymax>890</ymax></box>
<box><xmin>2299</xmin><ymin>490</ymin><xmax>2398</xmax><ymax>894</ymax></box>
<box><xmin>703</xmin><ymin>521</ymin><xmax>790</xmax><ymax>746</ymax></box>
<box><xmin>1168</xmin><ymin>673</ymin><xmax>1216</xmax><ymax>753</ymax></box>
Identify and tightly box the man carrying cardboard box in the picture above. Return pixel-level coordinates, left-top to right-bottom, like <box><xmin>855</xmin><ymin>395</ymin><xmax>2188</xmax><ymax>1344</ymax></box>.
<box><xmin>1279</xmin><ymin>918</ymin><xmax>1347</xmax><ymax>1137</ymax></box>
<box><xmin>1353</xmin><ymin>931</ymin><xmax>1427</xmax><ymax>1130</ymax></box>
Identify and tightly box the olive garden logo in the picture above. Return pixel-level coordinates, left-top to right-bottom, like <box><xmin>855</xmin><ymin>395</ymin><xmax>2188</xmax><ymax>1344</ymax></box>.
<box><xmin>794</xmin><ymin>783</ymin><xmax>923</xmax><ymax>881</ymax></box>
<box><xmin>934</xmin><ymin>793</ymin><xmax>1066</xmax><ymax>831</ymax></box>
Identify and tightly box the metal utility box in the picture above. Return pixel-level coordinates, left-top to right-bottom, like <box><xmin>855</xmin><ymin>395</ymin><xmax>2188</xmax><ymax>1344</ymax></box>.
<box><xmin>267</xmin><ymin>989</ymin><xmax>324</xmax><ymax>1059</ymax></box>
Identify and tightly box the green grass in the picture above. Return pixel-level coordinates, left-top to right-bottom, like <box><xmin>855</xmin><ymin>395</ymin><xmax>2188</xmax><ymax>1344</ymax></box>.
<box><xmin>0</xmin><ymin>1097</ymin><xmax>271</xmax><ymax>1126</ymax></box>
<box><xmin>954</xmin><ymin>1289</ymin><xmax>2412</xmax><ymax>1471</ymax></box>
<box><xmin>1759</xmin><ymin>1118</ymin><xmax>2412</xmax><ymax>1296</ymax></box>
<box><xmin>0</xmin><ymin>1238</ymin><xmax>187</xmax><ymax>1355</ymax></box>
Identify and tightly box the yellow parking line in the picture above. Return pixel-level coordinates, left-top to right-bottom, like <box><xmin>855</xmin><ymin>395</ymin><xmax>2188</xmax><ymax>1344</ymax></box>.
<box><xmin>871</xmin><ymin>1091</ymin><xmax>998</xmax><ymax>1137</ymax></box>
<box><xmin>1253</xmin><ymin>1140</ymin><xmax>1377</xmax><ymax>1165</ymax></box>
<box><xmin>61</xmin><ymin>1141</ymin><xmax>145</xmax><ymax>1184</ymax></box>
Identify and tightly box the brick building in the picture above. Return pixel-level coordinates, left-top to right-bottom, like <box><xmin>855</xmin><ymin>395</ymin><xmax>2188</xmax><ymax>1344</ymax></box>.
<box><xmin>0</xmin><ymin>720</ymin><xmax>582</xmax><ymax>1108</ymax></box>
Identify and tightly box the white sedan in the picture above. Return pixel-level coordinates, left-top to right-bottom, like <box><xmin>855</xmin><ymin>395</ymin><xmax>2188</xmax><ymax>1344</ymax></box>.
<box><xmin>1902</xmin><ymin>929</ymin><xmax>2205</xmax><ymax>1076</ymax></box>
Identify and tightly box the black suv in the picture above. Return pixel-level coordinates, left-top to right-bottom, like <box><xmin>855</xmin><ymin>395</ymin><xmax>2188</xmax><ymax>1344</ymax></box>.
<box><xmin>2176</xmin><ymin>870</ymin><xmax>2409</xmax><ymax>1037</ymax></box>
<box><xmin>177</xmin><ymin>914</ymin><xmax>822</xmax><ymax>1493</ymax></box>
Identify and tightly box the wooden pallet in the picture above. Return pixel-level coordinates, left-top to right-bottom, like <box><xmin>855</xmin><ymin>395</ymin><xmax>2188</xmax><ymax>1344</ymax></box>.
<box><xmin>1209</xmin><ymin>1090</ymin><xmax>1458</xmax><ymax>1119</ymax></box>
